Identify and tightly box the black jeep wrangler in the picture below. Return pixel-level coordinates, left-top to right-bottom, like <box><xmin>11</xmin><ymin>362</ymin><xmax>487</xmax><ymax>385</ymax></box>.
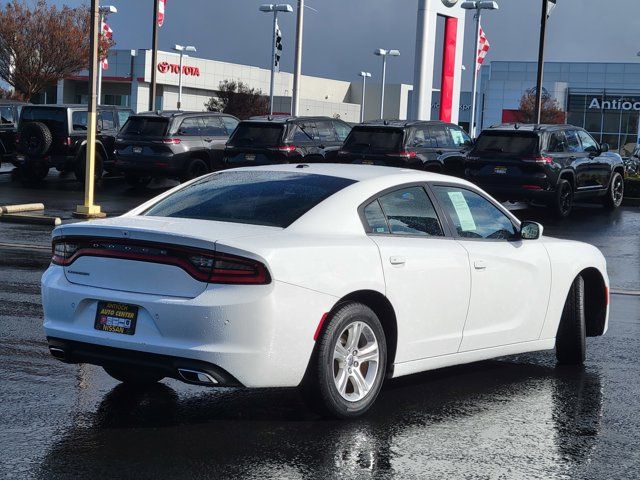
<box><xmin>0</xmin><ymin>100</ymin><xmax>28</xmax><ymax>168</ymax></box>
<box><xmin>12</xmin><ymin>104</ymin><xmax>132</xmax><ymax>182</ymax></box>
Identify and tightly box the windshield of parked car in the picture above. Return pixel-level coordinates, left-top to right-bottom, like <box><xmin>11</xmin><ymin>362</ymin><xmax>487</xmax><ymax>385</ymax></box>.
<box><xmin>342</xmin><ymin>127</ymin><xmax>404</xmax><ymax>152</ymax></box>
<box><xmin>227</xmin><ymin>123</ymin><xmax>285</xmax><ymax>147</ymax></box>
<box><xmin>473</xmin><ymin>131</ymin><xmax>539</xmax><ymax>156</ymax></box>
<box><xmin>120</xmin><ymin>116</ymin><xmax>170</xmax><ymax>137</ymax></box>
<box><xmin>144</xmin><ymin>171</ymin><xmax>356</xmax><ymax>228</ymax></box>
<box><xmin>21</xmin><ymin>107</ymin><xmax>67</xmax><ymax>134</ymax></box>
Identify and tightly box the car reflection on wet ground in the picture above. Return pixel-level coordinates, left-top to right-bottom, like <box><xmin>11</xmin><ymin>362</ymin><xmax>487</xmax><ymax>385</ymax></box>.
<box><xmin>1</xmin><ymin>168</ymin><xmax>639</xmax><ymax>479</ymax></box>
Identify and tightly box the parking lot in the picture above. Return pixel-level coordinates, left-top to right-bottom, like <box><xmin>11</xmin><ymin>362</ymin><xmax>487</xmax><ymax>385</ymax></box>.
<box><xmin>1</xmin><ymin>167</ymin><xmax>639</xmax><ymax>479</ymax></box>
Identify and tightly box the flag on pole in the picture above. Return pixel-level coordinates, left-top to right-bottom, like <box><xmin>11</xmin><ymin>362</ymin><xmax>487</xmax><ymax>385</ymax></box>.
<box><xmin>274</xmin><ymin>20</ymin><xmax>283</xmax><ymax>71</ymax></box>
<box><xmin>477</xmin><ymin>25</ymin><xmax>490</xmax><ymax>71</ymax></box>
<box><xmin>100</xmin><ymin>22</ymin><xmax>113</xmax><ymax>70</ymax></box>
<box><xmin>158</xmin><ymin>0</ymin><xmax>167</xmax><ymax>27</ymax></box>
<box><xmin>546</xmin><ymin>0</ymin><xmax>557</xmax><ymax>18</ymax></box>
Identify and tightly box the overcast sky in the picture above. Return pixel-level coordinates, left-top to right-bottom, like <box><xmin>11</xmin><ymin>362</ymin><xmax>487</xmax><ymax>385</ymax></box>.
<box><xmin>5</xmin><ymin>0</ymin><xmax>640</xmax><ymax>88</ymax></box>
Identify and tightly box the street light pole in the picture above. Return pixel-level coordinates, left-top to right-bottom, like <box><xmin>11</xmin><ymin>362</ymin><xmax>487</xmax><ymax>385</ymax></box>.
<box><xmin>150</xmin><ymin>0</ymin><xmax>159</xmax><ymax>111</ymax></box>
<box><xmin>173</xmin><ymin>44</ymin><xmax>196</xmax><ymax>110</ymax></box>
<box><xmin>534</xmin><ymin>0</ymin><xmax>549</xmax><ymax>124</ymax></box>
<box><xmin>74</xmin><ymin>0</ymin><xmax>104</xmax><ymax>218</ymax></box>
<box><xmin>374</xmin><ymin>49</ymin><xmax>400</xmax><ymax>120</ymax></box>
<box><xmin>260</xmin><ymin>4</ymin><xmax>293</xmax><ymax>116</ymax></box>
<box><xmin>96</xmin><ymin>6</ymin><xmax>117</xmax><ymax>107</ymax></box>
<box><xmin>292</xmin><ymin>0</ymin><xmax>304</xmax><ymax>116</ymax></box>
<box><xmin>359</xmin><ymin>71</ymin><xmax>371</xmax><ymax>123</ymax></box>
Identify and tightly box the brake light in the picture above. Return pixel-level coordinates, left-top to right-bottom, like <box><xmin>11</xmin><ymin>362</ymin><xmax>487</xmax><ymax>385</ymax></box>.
<box><xmin>337</xmin><ymin>150</ymin><xmax>348</xmax><ymax>156</ymax></box>
<box><xmin>278</xmin><ymin>145</ymin><xmax>297</xmax><ymax>153</ymax></box>
<box><xmin>162</xmin><ymin>138</ymin><xmax>181</xmax><ymax>144</ymax></box>
<box><xmin>387</xmin><ymin>151</ymin><xmax>418</xmax><ymax>159</ymax></box>
<box><xmin>63</xmin><ymin>137</ymin><xmax>73</xmax><ymax>147</ymax></box>
<box><xmin>51</xmin><ymin>237</ymin><xmax>270</xmax><ymax>285</ymax></box>
<box><xmin>522</xmin><ymin>185</ymin><xmax>543</xmax><ymax>190</ymax></box>
<box><xmin>522</xmin><ymin>155</ymin><xmax>553</xmax><ymax>164</ymax></box>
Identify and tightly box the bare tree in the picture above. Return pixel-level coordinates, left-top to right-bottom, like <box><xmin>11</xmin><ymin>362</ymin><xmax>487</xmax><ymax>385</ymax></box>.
<box><xmin>0</xmin><ymin>0</ymin><xmax>114</xmax><ymax>101</ymax></box>
<box><xmin>205</xmin><ymin>80</ymin><xmax>269</xmax><ymax>120</ymax></box>
<box><xmin>516</xmin><ymin>87</ymin><xmax>566</xmax><ymax>124</ymax></box>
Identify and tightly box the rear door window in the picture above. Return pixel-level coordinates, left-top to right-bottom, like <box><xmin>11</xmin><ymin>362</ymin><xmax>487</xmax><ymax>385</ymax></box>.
<box><xmin>72</xmin><ymin>111</ymin><xmax>88</xmax><ymax>131</ymax></box>
<box><xmin>201</xmin><ymin>116</ymin><xmax>226</xmax><ymax>136</ymax></box>
<box><xmin>99</xmin><ymin>110</ymin><xmax>115</xmax><ymax>131</ymax></box>
<box><xmin>178</xmin><ymin>117</ymin><xmax>203</xmax><ymax>136</ymax></box>
<box><xmin>375</xmin><ymin>186</ymin><xmax>443</xmax><ymax>237</ymax></box>
<box><xmin>428</xmin><ymin>125</ymin><xmax>452</xmax><ymax>148</ymax></box>
<box><xmin>343</xmin><ymin>127</ymin><xmax>404</xmax><ymax>152</ymax></box>
<box><xmin>291</xmin><ymin>124</ymin><xmax>316</xmax><ymax>143</ymax></box>
<box><xmin>316</xmin><ymin>121</ymin><xmax>338</xmax><ymax>143</ymax></box>
<box><xmin>473</xmin><ymin>132</ymin><xmax>539</xmax><ymax>156</ymax></box>
<box><xmin>546</xmin><ymin>131</ymin><xmax>567</xmax><ymax>153</ymax></box>
<box><xmin>221</xmin><ymin>116</ymin><xmax>239</xmax><ymax>135</ymax></box>
<box><xmin>120</xmin><ymin>117</ymin><xmax>169</xmax><ymax>137</ymax></box>
<box><xmin>228</xmin><ymin>123</ymin><xmax>285</xmax><ymax>147</ymax></box>
<box><xmin>144</xmin><ymin>171</ymin><xmax>356</xmax><ymax>228</ymax></box>
<box><xmin>334</xmin><ymin>121</ymin><xmax>351</xmax><ymax>142</ymax></box>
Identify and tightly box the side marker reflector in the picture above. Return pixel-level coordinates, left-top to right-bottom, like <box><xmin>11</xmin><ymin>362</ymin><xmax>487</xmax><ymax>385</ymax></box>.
<box><xmin>313</xmin><ymin>313</ymin><xmax>329</xmax><ymax>341</ymax></box>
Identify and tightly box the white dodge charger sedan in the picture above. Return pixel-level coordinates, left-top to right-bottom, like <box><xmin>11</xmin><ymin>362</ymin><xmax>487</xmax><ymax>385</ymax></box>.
<box><xmin>42</xmin><ymin>164</ymin><xmax>609</xmax><ymax>418</ymax></box>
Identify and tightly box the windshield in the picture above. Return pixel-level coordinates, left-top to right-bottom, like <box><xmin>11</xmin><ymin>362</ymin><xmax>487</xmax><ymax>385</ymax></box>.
<box><xmin>343</xmin><ymin>127</ymin><xmax>404</xmax><ymax>152</ymax></box>
<box><xmin>120</xmin><ymin>117</ymin><xmax>169</xmax><ymax>137</ymax></box>
<box><xmin>473</xmin><ymin>132</ymin><xmax>539</xmax><ymax>156</ymax></box>
<box><xmin>227</xmin><ymin>123</ymin><xmax>285</xmax><ymax>147</ymax></box>
<box><xmin>144</xmin><ymin>171</ymin><xmax>356</xmax><ymax>228</ymax></box>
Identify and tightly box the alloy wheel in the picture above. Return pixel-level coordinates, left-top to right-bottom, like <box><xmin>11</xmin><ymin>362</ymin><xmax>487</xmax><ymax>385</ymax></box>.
<box><xmin>560</xmin><ymin>183</ymin><xmax>573</xmax><ymax>216</ymax></box>
<box><xmin>332</xmin><ymin>321</ymin><xmax>380</xmax><ymax>402</ymax></box>
<box><xmin>612</xmin><ymin>175</ymin><xmax>624</xmax><ymax>205</ymax></box>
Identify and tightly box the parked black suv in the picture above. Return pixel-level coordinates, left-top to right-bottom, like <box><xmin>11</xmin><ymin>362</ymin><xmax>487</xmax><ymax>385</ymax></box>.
<box><xmin>0</xmin><ymin>100</ymin><xmax>28</xmax><ymax>167</ymax></box>
<box><xmin>114</xmin><ymin>111</ymin><xmax>239</xmax><ymax>186</ymax></box>
<box><xmin>12</xmin><ymin>104</ymin><xmax>132</xmax><ymax>182</ymax></box>
<box><xmin>465</xmin><ymin>124</ymin><xmax>626</xmax><ymax>217</ymax></box>
<box><xmin>223</xmin><ymin>115</ymin><xmax>352</xmax><ymax>167</ymax></box>
<box><xmin>335</xmin><ymin>120</ymin><xmax>473</xmax><ymax>175</ymax></box>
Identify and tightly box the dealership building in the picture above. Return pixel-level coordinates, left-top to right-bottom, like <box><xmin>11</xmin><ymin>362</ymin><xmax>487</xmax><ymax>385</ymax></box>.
<box><xmin>476</xmin><ymin>60</ymin><xmax>640</xmax><ymax>155</ymax></box>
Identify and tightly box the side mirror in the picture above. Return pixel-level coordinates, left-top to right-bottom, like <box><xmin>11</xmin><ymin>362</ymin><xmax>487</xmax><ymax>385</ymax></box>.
<box><xmin>600</xmin><ymin>143</ymin><xmax>609</xmax><ymax>153</ymax></box>
<box><xmin>520</xmin><ymin>221</ymin><xmax>543</xmax><ymax>240</ymax></box>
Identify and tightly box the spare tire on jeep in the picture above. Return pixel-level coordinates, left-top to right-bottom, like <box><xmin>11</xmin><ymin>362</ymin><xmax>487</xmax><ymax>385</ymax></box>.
<box><xmin>20</xmin><ymin>122</ymin><xmax>53</xmax><ymax>156</ymax></box>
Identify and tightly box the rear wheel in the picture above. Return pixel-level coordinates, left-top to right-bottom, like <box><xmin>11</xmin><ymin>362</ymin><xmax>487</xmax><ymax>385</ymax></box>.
<box><xmin>556</xmin><ymin>275</ymin><xmax>586</xmax><ymax>365</ymax></box>
<box><xmin>602</xmin><ymin>171</ymin><xmax>624</xmax><ymax>209</ymax></box>
<box><xmin>74</xmin><ymin>149</ymin><xmax>104</xmax><ymax>184</ymax></box>
<box><xmin>104</xmin><ymin>366</ymin><xmax>164</xmax><ymax>385</ymax></box>
<box><xmin>550</xmin><ymin>179</ymin><xmax>574</xmax><ymax>218</ymax></box>
<box><xmin>21</xmin><ymin>163</ymin><xmax>49</xmax><ymax>183</ymax></box>
<box><xmin>180</xmin><ymin>158</ymin><xmax>209</xmax><ymax>182</ymax></box>
<box><xmin>301</xmin><ymin>302</ymin><xmax>387</xmax><ymax>418</ymax></box>
<box><xmin>124</xmin><ymin>173</ymin><xmax>152</xmax><ymax>188</ymax></box>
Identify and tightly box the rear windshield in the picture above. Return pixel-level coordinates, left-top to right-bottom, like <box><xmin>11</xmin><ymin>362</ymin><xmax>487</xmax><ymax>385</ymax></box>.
<box><xmin>227</xmin><ymin>123</ymin><xmax>285</xmax><ymax>147</ymax></box>
<box><xmin>120</xmin><ymin>116</ymin><xmax>169</xmax><ymax>137</ymax></box>
<box><xmin>144</xmin><ymin>171</ymin><xmax>356</xmax><ymax>228</ymax></box>
<box><xmin>21</xmin><ymin>108</ymin><xmax>67</xmax><ymax>134</ymax></box>
<box><xmin>343</xmin><ymin>127</ymin><xmax>404</xmax><ymax>152</ymax></box>
<box><xmin>473</xmin><ymin>132</ymin><xmax>539</xmax><ymax>156</ymax></box>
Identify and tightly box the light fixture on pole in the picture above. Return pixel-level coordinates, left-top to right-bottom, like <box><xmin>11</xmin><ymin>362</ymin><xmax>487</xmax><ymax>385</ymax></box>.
<box><xmin>260</xmin><ymin>3</ymin><xmax>293</xmax><ymax>115</ymax></box>
<box><xmin>97</xmin><ymin>5</ymin><xmax>117</xmax><ymax>106</ymax></box>
<box><xmin>358</xmin><ymin>72</ymin><xmax>371</xmax><ymax>123</ymax></box>
<box><xmin>74</xmin><ymin>0</ymin><xmax>105</xmax><ymax>218</ymax></box>
<box><xmin>173</xmin><ymin>44</ymin><xmax>196</xmax><ymax>110</ymax></box>
<box><xmin>461</xmin><ymin>0</ymin><xmax>498</xmax><ymax>138</ymax></box>
<box><xmin>374</xmin><ymin>49</ymin><xmax>400</xmax><ymax>119</ymax></box>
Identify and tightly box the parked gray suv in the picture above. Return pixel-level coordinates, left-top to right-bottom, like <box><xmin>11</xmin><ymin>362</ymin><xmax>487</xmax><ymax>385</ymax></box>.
<box><xmin>114</xmin><ymin>111</ymin><xmax>240</xmax><ymax>186</ymax></box>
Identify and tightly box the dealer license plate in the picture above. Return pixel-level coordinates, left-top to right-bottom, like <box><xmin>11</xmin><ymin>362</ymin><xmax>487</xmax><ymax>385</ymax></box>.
<box><xmin>132</xmin><ymin>146</ymin><xmax>143</xmax><ymax>154</ymax></box>
<box><xmin>94</xmin><ymin>301</ymin><xmax>138</xmax><ymax>335</ymax></box>
<box><xmin>494</xmin><ymin>166</ymin><xmax>508</xmax><ymax>175</ymax></box>
<box><xmin>245</xmin><ymin>154</ymin><xmax>256</xmax><ymax>161</ymax></box>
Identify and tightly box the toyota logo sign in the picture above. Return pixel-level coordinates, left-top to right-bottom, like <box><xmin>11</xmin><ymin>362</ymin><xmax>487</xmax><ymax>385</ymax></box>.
<box><xmin>157</xmin><ymin>62</ymin><xmax>201</xmax><ymax>77</ymax></box>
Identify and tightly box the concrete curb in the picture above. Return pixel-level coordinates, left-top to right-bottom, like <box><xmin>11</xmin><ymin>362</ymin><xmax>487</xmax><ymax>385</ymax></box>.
<box><xmin>0</xmin><ymin>203</ymin><xmax>45</xmax><ymax>214</ymax></box>
<box><xmin>0</xmin><ymin>214</ymin><xmax>61</xmax><ymax>226</ymax></box>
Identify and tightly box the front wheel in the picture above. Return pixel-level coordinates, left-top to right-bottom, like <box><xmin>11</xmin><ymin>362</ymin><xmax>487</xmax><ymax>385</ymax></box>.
<box><xmin>556</xmin><ymin>275</ymin><xmax>586</xmax><ymax>365</ymax></box>
<box><xmin>602</xmin><ymin>171</ymin><xmax>624</xmax><ymax>209</ymax></box>
<box><xmin>550</xmin><ymin>179</ymin><xmax>574</xmax><ymax>218</ymax></box>
<box><xmin>301</xmin><ymin>302</ymin><xmax>387</xmax><ymax>418</ymax></box>
<box><xmin>104</xmin><ymin>366</ymin><xmax>164</xmax><ymax>385</ymax></box>
<box><xmin>180</xmin><ymin>158</ymin><xmax>209</xmax><ymax>182</ymax></box>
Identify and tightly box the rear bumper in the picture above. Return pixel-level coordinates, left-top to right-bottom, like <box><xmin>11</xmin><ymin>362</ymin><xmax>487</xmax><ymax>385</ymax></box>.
<box><xmin>41</xmin><ymin>265</ymin><xmax>336</xmax><ymax>388</ymax></box>
<box><xmin>473</xmin><ymin>183</ymin><xmax>556</xmax><ymax>202</ymax></box>
<box><xmin>114</xmin><ymin>151</ymin><xmax>186</xmax><ymax>176</ymax></box>
<box><xmin>11</xmin><ymin>153</ymin><xmax>74</xmax><ymax>170</ymax></box>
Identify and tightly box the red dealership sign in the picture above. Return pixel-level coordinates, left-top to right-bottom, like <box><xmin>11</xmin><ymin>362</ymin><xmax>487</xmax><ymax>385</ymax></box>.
<box><xmin>157</xmin><ymin>62</ymin><xmax>200</xmax><ymax>77</ymax></box>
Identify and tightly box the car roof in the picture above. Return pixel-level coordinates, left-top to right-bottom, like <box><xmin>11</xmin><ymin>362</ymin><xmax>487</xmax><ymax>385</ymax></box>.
<box><xmin>485</xmin><ymin>123</ymin><xmax>578</xmax><ymax>133</ymax></box>
<box><xmin>361</xmin><ymin>119</ymin><xmax>454</xmax><ymax>128</ymax></box>
<box><xmin>21</xmin><ymin>104</ymin><xmax>130</xmax><ymax>111</ymax></box>
<box><xmin>245</xmin><ymin>115</ymin><xmax>339</xmax><ymax>124</ymax></box>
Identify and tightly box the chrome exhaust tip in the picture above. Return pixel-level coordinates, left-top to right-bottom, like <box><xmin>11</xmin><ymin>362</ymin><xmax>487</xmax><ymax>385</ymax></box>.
<box><xmin>49</xmin><ymin>346</ymin><xmax>66</xmax><ymax>360</ymax></box>
<box><xmin>177</xmin><ymin>368</ymin><xmax>218</xmax><ymax>385</ymax></box>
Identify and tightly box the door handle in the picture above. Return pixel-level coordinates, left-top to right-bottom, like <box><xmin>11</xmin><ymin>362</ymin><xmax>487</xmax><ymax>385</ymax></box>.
<box><xmin>203</xmin><ymin>138</ymin><xmax>213</xmax><ymax>142</ymax></box>
<box><xmin>474</xmin><ymin>260</ymin><xmax>487</xmax><ymax>270</ymax></box>
<box><xmin>389</xmin><ymin>256</ymin><xmax>406</xmax><ymax>266</ymax></box>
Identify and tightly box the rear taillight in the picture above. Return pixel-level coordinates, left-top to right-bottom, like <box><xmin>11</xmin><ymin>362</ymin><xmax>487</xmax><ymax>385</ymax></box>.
<box><xmin>522</xmin><ymin>155</ymin><xmax>553</xmax><ymax>164</ymax></box>
<box><xmin>51</xmin><ymin>237</ymin><xmax>270</xmax><ymax>285</ymax></box>
<box><xmin>337</xmin><ymin>150</ymin><xmax>348</xmax><ymax>156</ymax></box>
<box><xmin>15</xmin><ymin>132</ymin><xmax>20</xmax><ymax>144</ymax></box>
<box><xmin>387</xmin><ymin>151</ymin><xmax>418</xmax><ymax>159</ymax></box>
<box><xmin>277</xmin><ymin>145</ymin><xmax>297</xmax><ymax>153</ymax></box>
<box><xmin>63</xmin><ymin>137</ymin><xmax>73</xmax><ymax>147</ymax></box>
<box><xmin>161</xmin><ymin>138</ymin><xmax>181</xmax><ymax>144</ymax></box>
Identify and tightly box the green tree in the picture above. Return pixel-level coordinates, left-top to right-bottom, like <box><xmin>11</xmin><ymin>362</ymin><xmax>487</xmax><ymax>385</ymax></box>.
<box><xmin>205</xmin><ymin>80</ymin><xmax>269</xmax><ymax>120</ymax></box>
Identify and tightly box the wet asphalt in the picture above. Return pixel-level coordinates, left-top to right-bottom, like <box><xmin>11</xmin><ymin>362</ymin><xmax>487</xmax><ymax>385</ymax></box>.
<box><xmin>1</xmin><ymin>167</ymin><xmax>639</xmax><ymax>479</ymax></box>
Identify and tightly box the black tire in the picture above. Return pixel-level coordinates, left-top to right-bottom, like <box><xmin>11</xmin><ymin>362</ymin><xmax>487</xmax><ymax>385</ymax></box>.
<box><xmin>301</xmin><ymin>302</ymin><xmax>387</xmax><ymax>419</ymax></box>
<box><xmin>74</xmin><ymin>149</ymin><xmax>104</xmax><ymax>184</ymax></box>
<box><xmin>124</xmin><ymin>173</ymin><xmax>152</xmax><ymax>188</ymax></box>
<box><xmin>602</xmin><ymin>171</ymin><xmax>624</xmax><ymax>209</ymax></box>
<box><xmin>21</xmin><ymin>163</ymin><xmax>49</xmax><ymax>183</ymax></box>
<box><xmin>180</xmin><ymin>158</ymin><xmax>209</xmax><ymax>182</ymax></box>
<box><xmin>20</xmin><ymin>122</ymin><xmax>52</xmax><ymax>156</ymax></box>
<box><xmin>556</xmin><ymin>275</ymin><xmax>586</xmax><ymax>365</ymax></box>
<box><xmin>550</xmin><ymin>178</ymin><xmax>574</xmax><ymax>219</ymax></box>
<box><xmin>103</xmin><ymin>366</ymin><xmax>164</xmax><ymax>385</ymax></box>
